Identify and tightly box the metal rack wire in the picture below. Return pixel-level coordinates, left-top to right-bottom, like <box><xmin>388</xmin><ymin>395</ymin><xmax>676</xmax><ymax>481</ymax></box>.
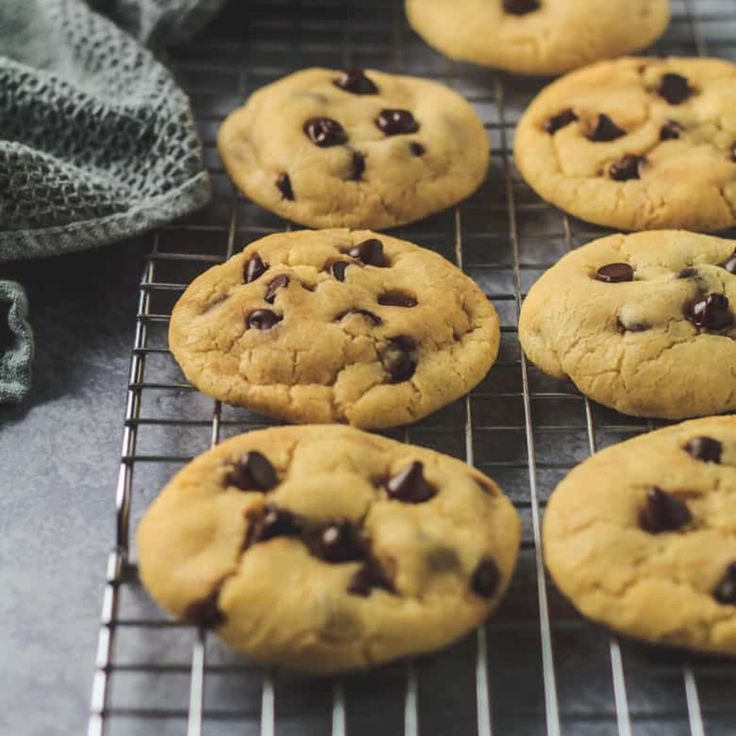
<box><xmin>88</xmin><ymin>1</ymin><xmax>736</xmax><ymax>734</ymax></box>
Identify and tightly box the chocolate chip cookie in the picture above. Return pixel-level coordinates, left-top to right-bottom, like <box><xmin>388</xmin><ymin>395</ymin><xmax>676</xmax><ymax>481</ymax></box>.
<box><xmin>405</xmin><ymin>0</ymin><xmax>670</xmax><ymax>76</ymax></box>
<box><xmin>515</xmin><ymin>57</ymin><xmax>736</xmax><ymax>232</ymax></box>
<box><xmin>169</xmin><ymin>229</ymin><xmax>500</xmax><ymax>428</ymax></box>
<box><xmin>544</xmin><ymin>416</ymin><xmax>736</xmax><ymax>656</ymax></box>
<box><xmin>519</xmin><ymin>230</ymin><xmax>736</xmax><ymax>419</ymax></box>
<box><xmin>137</xmin><ymin>425</ymin><xmax>521</xmax><ymax>672</ymax></box>
<box><xmin>217</xmin><ymin>68</ymin><xmax>489</xmax><ymax>229</ymax></box>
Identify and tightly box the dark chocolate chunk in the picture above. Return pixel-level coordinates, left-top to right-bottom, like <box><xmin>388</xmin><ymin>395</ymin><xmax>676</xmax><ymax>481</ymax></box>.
<box><xmin>639</xmin><ymin>487</ymin><xmax>692</xmax><ymax>534</ymax></box>
<box><xmin>677</xmin><ymin>267</ymin><xmax>698</xmax><ymax>279</ymax></box>
<box><xmin>184</xmin><ymin>589</ymin><xmax>225</xmax><ymax>629</ymax></box>
<box><xmin>732</xmin><ymin>143</ymin><xmax>736</xmax><ymax>163</ymax></box>
<box><xmin>409</xmin><ymin>142</ymin><xmax>425</xmax><ymax>156</ymax></box>
<box><xmin>351</xmin><ymin>151</ymin><xmax>365</xmax><ymax>181</ymax></box>
<box><xmin>245</xmin><ymin>505</ymin><xmax>301</xmax><ymax>547</ymax></box>
<box><xmin>304</xmin><ymin>117</ymin><xmax>347</xmax><ymax>147</ymax></box>
<box><xmin>348</xmin><ymin>238</ymin><xmax>387</xmax><ymax>266</ymax></box>
<box><xmin>545</xmin><ymin>108</ymin><xmax>578</xmax><ymax>134</ymax></box>
<box><xmin>276</xmin><ymin>172</ymin><xmax>294</xmax><ymax>200</ymax></box>
<box><xmin>609</xmin><ymin>155</ymin><xmax>645</xmax><ymax>181</ymax></box>
<box><xmin>684</xmin><ymin>436</ymin><xmax>723</xmax><ymax>463</ymax></box>
<box><xmin>714</xmin><ymin>563</ymin><xmax>736</xmax><ymax>604</ymax></box>
<box><xmin>658</xmin><ymin>73</ymin><xmax>692</xmax><ymax>105</ymax></box>
<box><xmin>686</xmin><ymin>293</ymin><xmax>733</xmax><ymax>331</ymax></box>
<box><xmin>721</xmin><ymin>250</ymin><xmax>736</xmax><ymax>274</ymax></box>
<box><xmin>315</xmin><ymin>519</ymin><xmax>364</xmax><ymax>563</ymax></box>
<box><xmin>590</xmin><ymin>114</ymin><xmax>626</xmax><ymax>142</ymax></box>
<box><xmin>378</xmin><ymin>291</ymin><xmax>418</xmax><ymax>307</ymax></box>
<box><xmin>376</xmin><ymin>109</ymin><xmax>419</xmax><ymax>136</ymax></box>
<box><xmin>502</xmin><ymin>0</ymin><xmax>539</xmax><ymax>14</ymax></box>
<box><xmin>470</xmin><ymin>557</ymin><xmax>500</xmax><ymax>598</ymax></box>
<box><xmin>386</xmin><ymin>461</ymin><xmax>436</xmax><ymax>504</ymax></box>
<box><xmin>334</xmin><ymin>68</ymin><xmax>378</xmax><ymax>95</ymax></box>
<box><xmin>348</xmin><ymin>558</ymin><xmax>394</xmax><ymax>596</ymax></box>
<box><xmin>338</xmin><ymin>308</ymin><xmax>383</xmax><ymax>326</ymax></box>
<box><xmin>245</xmin><ymin>254</ymin><xmax>268</xmax><ymax>283</ymax></box>
<box><xmin>595</xmin><ymin>263</ymin><xmax>634</xmax><ymax>283</ymax></box>
<box><xmin>227</xmin><ymin>451</ymin><xmax>278</xmax><ymax>491</ymax></box>
<box><xmin>660</xmin><ymin>120</ymin><xmax>682</xmax><ymax>141</ymax></box>
<box><xmin>264</xmin><ymin>274</ymin><xmax>290</xmax><ymax>304</ymax></box>
<box><xmin>329</xmin><ymin>260</ymin><xmax>350</xmax><ymax>281</ymax></box>
<box><xmin>247</xmin><ymin>309</ymin><xmax>282</xmax><ymax>330</ymax></box>
<box><xmin>382</xmin><ymin>335</ymin><xmax>417</xmax><ymax>383</ymax></box>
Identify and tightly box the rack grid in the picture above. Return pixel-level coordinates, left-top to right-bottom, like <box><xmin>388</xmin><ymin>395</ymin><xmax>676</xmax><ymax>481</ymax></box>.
<box><xmin>88</xmin><ymin>1</ymin><xmax>736</xmax><ymax>734</ymax></box>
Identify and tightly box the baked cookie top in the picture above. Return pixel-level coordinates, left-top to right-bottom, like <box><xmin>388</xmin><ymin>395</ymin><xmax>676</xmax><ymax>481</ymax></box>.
<box><xmin>544</xmin><ymin>416</ymin><xmax>736</xmax><ymax>656</ymax></box>
<box><xmin>405</xmin><ymin>0</ymin><xmax>670</xmax><ymax>76</ymax></box>
<box><xmin>519</xmin><ymin>230</ymin><xmax>736</xmax><ymax>420</ymax></box>
<box><xmin>169</xmin><ymin>229</ymin><xmax>500</xmax><ymax>429</ymax></box>
<box><xmin>515</xmin><ymin>57</ymin><xmax>736</xmax><ymax>232</ymax></box>
<box><xmin>217</xmin><ymin>68</ymin><xmax>489</xmax><ymax>230</ymax></box>
<box><xmin>137</xmin><ymin>425</ymin><xmax>521</xmax><ymax>672</ymax></box>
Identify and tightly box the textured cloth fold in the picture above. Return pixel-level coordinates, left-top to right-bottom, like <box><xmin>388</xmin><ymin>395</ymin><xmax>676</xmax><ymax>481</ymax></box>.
<box><xmin>0</xmin><ymin>281</ymin><xmax>33</xmax><ymax>404</ymax></box>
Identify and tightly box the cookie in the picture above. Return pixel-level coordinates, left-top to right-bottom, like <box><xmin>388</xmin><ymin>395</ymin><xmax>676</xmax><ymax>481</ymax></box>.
<box><xmin>405</xmin><ymin>0</ymin><xmax>670</xmax><ymax>76</ymax></box>
<box><xmin>137</xmin><ymin>425</ymin><xmax>521</xmax><ymax>672</ymax></box>
<box><xmin>544</xmin><ymin>416</ymin><xmax>736</xmax><ymax>656</ymax></box>
<box><xmin>217</xmin><ymin>68</ymin><xmax>489</xmax><ymax>229</ymax></box>
<box><xmin>519</xmin><ymin>230</ymin><xmax>736</xmax><ymax>419</ymax></box>
<box><xmin>169</xmin><ymin>229</ymin><xmax>500</xmax><ymax>428</ymax></box>
<box><xmin>515</xmin><ymin>57</ymin><xmax>736</xmax><ymax>232</ymax></box>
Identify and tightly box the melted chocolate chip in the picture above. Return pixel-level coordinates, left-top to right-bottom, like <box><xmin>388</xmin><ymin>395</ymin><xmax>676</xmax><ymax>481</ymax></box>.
<box><xmin>595</xmin><ymin>263</ymin><xmax>634</xmax><ymax>283</ymax></box>
<box><xmin>471</xmin><ymin>557</ymin><xmax>500</xmax><ymax>598</ymax></box>
<box><xmin>590</xmin><ymin>114</ymin><xmax>626</xmax><ymax>142</ymax></box>
<box><xmin>247</xmin><ymin>309</ymin><xmax>282</xmax><ymax>330</ymax></box>
<box><xmin>686</xmin><ymin>293</ymin><xmax>733</xmax><ymax>331</ymax></box>
<box><xmin>659</xmin><ymin>73</ymin><xmax>692</xmax><ymax>105</ymax></box>
<box><xmin>351</xmin><ymin>151</ymin><xmax>365</xmax><ymax>180</ymax></box>
<box><xmin>378</xmin><ymin>291</ymin><xmax>418</xmax><ymax>307</ymax></box>
<box><xmin>714</xmin><ymin>563</ymin><xmax>736</xmax><ymax>604</ymax></box>
<box><xmin>386</xmin><ymin>461</ymin><xmax>436</xmax><ymax>504</ymax></box>
<box><xmin>328</xmin><ymin>260</ymin><xmax>350</xmax><ymax>281</ymax></box>
<box><xmin>376</xmin><ymin>109</ymin><xmax>419</xmax><ymax>136</ymax></box>
<box><xmin>276</xmin><ymin>172</ymin><xmax>294</xmax><ymax>200</ymax></box>
<box><xmin>678</xmin><ymin>267</ymin><xmax>698</xmax><ymax>279</ymax></box>
<box><xmin>245</xmin><ymin>505</ymin><xmax>301</xmax><ymax>548</ymax></box>
<box><xmin>609</xmin><ymin>155</ymin><xmax>645</xmax><ymax>182</ymax></box>
<box><xmin>660</xmin><ymin>120</ymin><xmax>682</xmax><ymax>141</ymax></box>
<box><xmin>409</xmin><ymin>142</ymin><xmax>425</xmax><ymax>156</ymax></box>
<box><xmin>639</xmin><ymin>487</ymin><xmax>692</xmax><ymax>534</ymax></box>
<box><xmin>502</xmin><ymin>0</ymin><xmax>539</xmax><ymax>14</ymax></box>
<box><xmin>264</xmin><ymin>274</ymin><xmax>289</xmax><ymax>304</ymax></box>
<box><xmin>348</xmin><ymin>238</ymin><xmax>387</xmax><ymax>266</ymax></box>
<box><xmin>315</xmin><ymin>519</ymin><xmax>364</xmax><ymax>563</ymax></box>
<box><xmin>721</xmin><ymin>250</ymin><xmax>736</xmax><ymax>274</ymax></box>
<box><xmin>348</xmin><ymin>558</ymin><xmax>394</xmax><ymax>596</ymax></box>
<box><xmin>245</xmin><ymin>254</ymin><xmax>268</xmax><ymax>283</ymax></box>
<box><xmin>382</xmin><ymin>335</ymin><xmax>417</xmax><ymax>383</ymax></box>
<box><xmin>684</xmin><ymin>436</ymin><xmax>723</xmax><ymax>463</ymax></box>
<box><xmin>185</xmin><ymin>589</ymin><xmax>225</xmax><ymax>629</ymax></box>
<box><xmin>338</xmin><ymin>308</ymin><xmax>383</xmax><ymax>326</ymax></box>
<box><xmin>545</xmin><ymin>108</ymin><xmax>578</xmax><ymax>134</ymax></box>
<box><xmin>227</xmin><ymin>451</ymin><xmax>278</xmax><ymax>491</ymax></box>
<box><xmin>334</xmin><ymin>68</ymin><xmax>378</xmax><ymax>95</ymax></box>
<box><xmin>304</xmin><ymin>117</ymin><xmax>347</xmax><ymax>147</ymax></box>
<box><xmin>731</xmin><ymin>143</ymin><xmax>736</xmax><ymax>163</ymax></box>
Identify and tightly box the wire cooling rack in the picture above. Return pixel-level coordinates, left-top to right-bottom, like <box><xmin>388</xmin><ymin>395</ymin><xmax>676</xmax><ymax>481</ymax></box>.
<box><xmin>87</xmin><ymin>1</ymin><xmax>736</xmax><ymax>734</ymax></box>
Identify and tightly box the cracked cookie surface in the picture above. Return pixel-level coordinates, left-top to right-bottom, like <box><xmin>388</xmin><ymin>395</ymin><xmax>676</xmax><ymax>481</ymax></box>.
<box><xmin>406</xmin><ymin>0</ymin><xmax>669</xmax><ymax>76</ymax></box>
<box><xmin>544</xmin><ymin>416</ymin><xmax>736</xmax><ymax>656</ymax></box>
<box><xmin>137</xmin><ymin>425</ymin><xmax>521</xmax><ymax>672</ymax></box>
<box><xmin>519</xmin><ymin>230</ymin><xmax>736</xmax><ymax>419</ymax></box>
<box><xmin>169</xmin><ymin>229</ymin><xmax>500</xmax><ymax>428</ymax></box>
<box><xmin>515</xmin><ymin>57</ymin><xmax>736</xmax><ymax>232</ymax></box>
<box><xmin>217</xmin><ymin>68</ymin><xmax>489</xmax><ymax>230</ymax></box>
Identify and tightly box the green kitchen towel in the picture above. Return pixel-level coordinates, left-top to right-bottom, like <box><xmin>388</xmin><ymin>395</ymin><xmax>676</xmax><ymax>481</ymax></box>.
<box><xmin>0</xmin><ymin>0</ymin><xmax>226</xmax><ymax>403</ymax></box>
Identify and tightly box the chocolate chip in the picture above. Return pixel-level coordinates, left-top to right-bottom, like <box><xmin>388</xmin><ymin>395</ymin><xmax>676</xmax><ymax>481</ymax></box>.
<box><xmin>315</xmin><ymin>519</ymin><xmax>364</xmax><ymax>563</ymax></box>
<box><xmin>686</xmin><ymin>293</ymin><xmax>733</xmax><ymax>331</ymax></box>
<box><xmin>351</xmin><ymin>151</ymin><xmax>365</xmax><ymax>181</ymax></box>
<box><xmin>409</xmin><ymin>142</ymin><xmax>425</xmax><ymax>156</ymax></box>
<box><xmin>677</xmin><ymin>267</ymin><xmax>698</xmax><ymax>279</ymax></box>
<box><xmin>684</xmin><ymin>436</ymin><xmax>723</xmax><ymax>463</ymax></box>
<box><xmin>595</xmin><ymin>263</ymin><xmax>634</xmax><ymax>283</ymax></box>
<box><xmin>247</xmin><ymin>309</ymin><xmax>282</xmax><ymax>330</ymax></box>
<box><xmin>660</xmin><ymin>120</ymin><xmax>682</xmax><ymax>141</ymax></box>
<box><xmin>348</xmin><ymin>558</ymin><xmax>394</xmax><ymax>596</ymax></box>
<box><xmin>276</xmin><ymin>172</ymin><xmax>294</xmax><ymax>200</ymax></box>
<box><xmin>348</xmin><ymin>238</ymin><xmax>387</xmax><ymax>266</ymax></box>
<box><xmin>227</xmin><ymin>451</ymin><xmax>278</xmax><ymax>491</ymax></box>
<box><xmin>639</xmin><ymin>487</ymin><xmax>692</xmax><ymax>534</ymax></box>
<box><xmin>714</xmin><ymin>563</ymin><xmax>736</xmax><ymax>604</ymax></box>
<box><xmin>245</xmin><ymin>254</ymin><xmax>268</xmax><ymax>283</ymax></box>
<box><xmin>185</xmin><ymin>589</ymin><xmax>225</xmax><ymax>629</ymax></box>
<box><xmin>545</xmin><ymin>108</ymin><xmax>578</xmax><ymax>134</ymax></box>
<box><xmin>378</xmin><ymin>291</ymin><xmax>418</xmax><ymax>307</ymax></box>
<box><xmin>471</xmin><ymin>557</ymin><xmax>500</xmax><ymax>598</ymax></box>
<box><xmin>264</xmin><ymin>274</ymin><xmax>289</xmax><ymax>304</ymax></box>
<box><xmin>721</xmin><ymin>250</ymin><xmax>736</xmax><ymax>274</ymax></box>
<box><xmin>616</xmin><ymin>318</ymin><xmax>649</xmax><ymax>333</ymax></box>
<box><xmin>304</xmin><ymin>117</ymin><xmax>347</xmax><ymax>147</ymax></box>
<box><xmin>590</xmin><ymin>114</ymin><xmax>626</xmax><ymax>142</ymax></box>
<box><xmin>386</xmin><ymin>461</ymin><xmax>436</xmax><ymax>504</ymax></box>
<box><xmin>338</xmin><ymin>308</ymin><xmax>383</xmax><ymax>326</ymax></box>
<box><xmin>376</xmin><ymin>109</ymin><xmax>419</xmax><ymax>136</ymax></box>
<box><xmin>609</xmin><ymin>155</ymin><xmax>644</xmax><ymax>181</ymax></box>
<box><xmin>245</xmin><ymin>505</ymin><xmax>301</xmax><ymax>547</ymax></box>
<box><xmin>334</xmin><ymin>68</ymin><xmax>378</xmax><ymax>95</ymax></box>
<box><xmin>382</xmin><ymin>335</ymin><xmax>417</xmax><ymax>383</ymax></box>
<box><xmin>731</xmin><ymin>143</ymin><xmax>736</xmax><ymax>163</ymax></box>
<box><xmin>328</xmin><ymin>260</ymin><xmax>350</xmax><ymax>281</ymax></box>
<box><xmin>502</xmin><ymin>0</ymin><xmax>539</xmax><ymax>14</ymax></box>
<box><xmin>658</xmin><ymin>73</ymin><xmax>692</xmax><ymax>105</ymax></box>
